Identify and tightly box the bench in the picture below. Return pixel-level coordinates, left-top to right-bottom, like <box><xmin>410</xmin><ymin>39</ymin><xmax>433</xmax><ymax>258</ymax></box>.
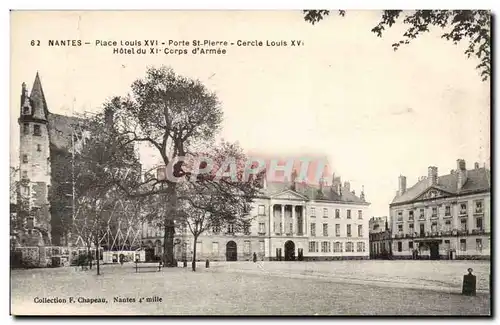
<box><xmin>134</xmin><ymin>261</ymin><xmax>162</xmax><ymax>273</ymax></box>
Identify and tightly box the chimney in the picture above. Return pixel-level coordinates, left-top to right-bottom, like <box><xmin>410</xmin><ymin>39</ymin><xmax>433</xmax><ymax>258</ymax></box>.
<box><xmin>331</xmin><ymin>175</ymin><xmax>342</xmax><ymax>195</ymax></box>
<box><xmin>457</xmin><ymin>159</ymin><xmax>467</xmax><ymax>190</ymax></box>
<box><xmin>427</xmin><ymin>166</ymin><xmax>438</xmax><ymax>186</ymax></box>
<box><xmin>360</xmin><ymin>185</ymin><xmax>365</xmax><ymax>201</ymax></box>
<box><xmin>290</xmin><ymin>169</ymin><xmax>297</xmax><ymax>190</ymax></box>
<box><xmin>475</xmin><ymin>162</ymin><xmax>480</xmax><ymax>169</ymax></box>
<box><xmin>344</xmin><ymin>181</ymin><xmax>350</xmax><ymax>192</ymax></box>
<box><xmin>398</xmin><ymin>175</ymin><xmax>407</xmax><ymax>196</ymax></box>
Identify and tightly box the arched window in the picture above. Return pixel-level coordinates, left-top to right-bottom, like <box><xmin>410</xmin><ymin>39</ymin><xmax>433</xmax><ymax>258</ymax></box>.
<box><xmin>345</xmin><ymin>242</ymin><xmax>354</xmax><ymax>252</ymax></box>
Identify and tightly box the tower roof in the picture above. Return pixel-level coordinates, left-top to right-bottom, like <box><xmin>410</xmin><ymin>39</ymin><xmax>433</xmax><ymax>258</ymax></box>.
<box><xmin>29</xmin><ymin>72</ymin><xmax>49</xmax><ymax>120</ymax></box>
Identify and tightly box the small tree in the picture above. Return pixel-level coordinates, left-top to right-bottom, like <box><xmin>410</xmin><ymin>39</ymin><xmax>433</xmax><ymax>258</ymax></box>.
<box><xmin>178</xmin><ymin>141</ymin><xmax>263</xmax><ymax>271</ymax></box>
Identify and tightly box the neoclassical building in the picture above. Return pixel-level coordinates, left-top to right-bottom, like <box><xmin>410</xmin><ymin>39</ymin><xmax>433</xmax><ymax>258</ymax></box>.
<box><xmin>142</xmin><ymin>175</ymin><xmax>371</xmax><ymax>261</ymax></box>
<box><xmin>390</xmin><ymin>159</ymin><xmax>491</xmax><ymax>260</ymax></box>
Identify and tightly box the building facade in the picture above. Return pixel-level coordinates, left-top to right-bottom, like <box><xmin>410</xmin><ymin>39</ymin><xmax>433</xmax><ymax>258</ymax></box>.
<box><xmin>142</xmin><ymin>176</ymin><xmax>371</xmax><ymax>261</ymax></box>
<box><xmin>369</xmin><ymin>216</ymin><xmax>392</xmax><ymax>259</ymax></box>
<box><xmin>390</xmin><ymin>160</ymin><xmax>491</xmax><ymax>260</ymax></box>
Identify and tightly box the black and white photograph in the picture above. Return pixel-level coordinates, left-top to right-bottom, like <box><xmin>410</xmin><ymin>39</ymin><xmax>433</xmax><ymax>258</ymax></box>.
<box><xmin>8</xmin><ymin>9</ymin><xmax>491</xmax><ymax>316</ymax></box>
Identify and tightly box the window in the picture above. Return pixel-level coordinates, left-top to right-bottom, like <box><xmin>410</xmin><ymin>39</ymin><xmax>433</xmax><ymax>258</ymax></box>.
<box><xmin>259</xmin><ymin>241</ymin><xmax>265</xmax><ymax>253</ymax></box>
<box><xmin>460</xmin><ymin>219</ymin><xmax>467</xmax><ymax>231</ymax></box>
<box><xmin>36</xmin><ymin>144</ymin><xmax>41</xmax><ymax>152</ymax></box>
<box><xmin>476</xmin><ymin>218</ymin><xmax>483</xmax><ymax>230</ymax></box>
<box><xmin>23</xmin><ymin>123</ymin><xmax>29</xmax><ymax>135</ymax></box>
<box><xmin>409</xmin><ymin>223</ymin><xmax>414</xmax><ymax>233</ymax></box>
<box><xmin>347</xmin><ymin>210</ymin><xmax>351</xmax><ymax>219</ymax></box>
<box><xmin>419</xmin><ymin>209</ymin><xmax>425</xmax><ymax>219</ymax></box>
<box><xmin>356</xmin><ymin>242</ymin><xmax>365</xmax><ymax>252</ymax></box>
<box><xmin>409</xmin><ymin>241</ymin><xmax>414</xmax><ymax>249</ymax></box>
<box><xmin>244</xmin><ymin>241</ymin><xmax>251</xmax><ymax>254</ymax></box>
<box><xmin>258</xmin><ymin>222</ymin><xmax>266</xmax><ymax>234</ymax></box>
<box><xmin>397</xmin><ymin>210</ymin><xmax>403</xmax><ymax>221</ymax></box>
<box><xmin>22</xmin><ymin>171</ymin><xmax>28</xmax><ymax>179</ymax></box>
<box><xmin>397</xmin><ymin>242</ymin><xmax>402</xmax><ymax>252</ymax></box>
<box><xmin>345</xmin><ymin>242</ymin><xmax>354</xmax><ymax>252</ymax></box>
<box><xmin>476</xmin><ymin>239</ymin><xmax>482</xmax><ymax>252</ymax></box>
<box><xmin>445</xmin><ymin>220</ymin><xmax>451</xmax><ymax>231</ymax></box>
<box><xmin>431</xmin><ymin>207</ymin><xmax>438</xmax><ymax>218</ymax></box>
<box><xmin>308</xmin><ymin>241</ymin><xmax>318</xmax><ymax>252</ymax></box>
<box><xmin>409</xmin><ymin>210</ymin><xmax>414</xmax><ymax>220</ymax></box>
<box><xmin>335</xmin><ymin>209</ymin><xmax>340</xmax><ymax>219</ymax></box>
<box><xmin>322</xmin><ymin>223</ymin><xmax>328</xmax><ymax>236</ymax></box>
<box><xmin>321</xmin><ymin>241</ymin><xmax>331</xmax><ymax>253</ymax></box>
<box><xmin>460</xmin><ymin>239</ymin><xmax>466</xmax><ymax>251</ymax></box>
<box><xmin>33</xmin><ymin>125</ymin><xmax>41</xmax><ymax>136</ymax></box>
<box><xmin>358</xmin><ymin>210</ymin><xmax>363</xmax><ymax>219</ymax></box>
<box><xmin>419</xmin><ymin>223</ymin><xmax>425</xmax><ymax>235</ymax></box>
<box><xmin>346</xmin><ymin>224</ymin><xmax>351</xmax><ymax>237</ymax></box>
<box><xmin>21</xmin><ymin>185</ymin><xmax>29</xmax><ymax>197</ymax></box>
<box><xmin>212</xmin><ymin>225</ymin><xmax>221</xmax><ymax>233</ymax></box>
<box><xmin>445</xmin><ymin>206</ymin><xmax>451</xmax><ymax>216</ymax></box>
<box><xmin>212</xmin><ymin>242</ymin><xmax>219</xmax><ymax>254</ymax></box>
<box><xmin>23</xmin><ymin>106</ymin><xmax>30</xmax><ymax>115</ymax></box>
<box><xmin>310</xmin><ymin>223</ymin><xmax>316</xmax><ymax>237</ymax></box>
<box><xmin>358</xmin><ymin>225</ymin><xmax>363</xmax><ymax>237</ymax></box>
<box><xmin>258</xmin><ymin>205</ymin><xmax>265</xmax><ymax>216</ymax></box>
<box><xmin>431</xmin><ymin>222</ymin><xmax>437</xmax><ymax>233</ymax></box>
<box><xmin>475</xmin><ymin>200</ymin><xmax>483</xmax><ymax>214</ymax></box>
<box><xmin>227</xmin><ymin>224</ymin><xmax>234</xmax><ymax>234</ymax></box>
<box><xmin>310</xmin><ymin>207</ymin><xmax>316</xmax><ymax>216</ymax></box>
<box><xmin>22</xmin><ymin>154</ymin><xmax>28</xmax><ymax>163</ymax></box>
<box><xmin>323</xmin><ymin>208</ymin><xmax>328</xmax><ymax>218</ymax></box>
<box><xmin>243</xmin><ymin>222</ymin><xmax>251</xmax><ymax>235</ymax></box>
<box><xmin>335</xmin><ymin>224</ymin><xmax>340</xmax><ymax>237</ymax></box>
<box><xmin>196</xmin><ymin>241</ymin><xmax>202</xmax><ymax>254</ymax></box>
<box><xmin>460</xmin><ymin>203</ymin><xmax>467</xmax><ymax>215</ymax></box>
<box><xmin>397</xmin><ymin>224</ymin><xmax>403</xmax><ymax>232</ymax></box>
<box><xmin>26</xmin><ymin>217</ymin><xmax>34</xmax><ymax>229</ymax></box>
<box><xmin>333</xmin><ymin>242</ymin><xmax>343</xmax><ymax>252</ymax></box>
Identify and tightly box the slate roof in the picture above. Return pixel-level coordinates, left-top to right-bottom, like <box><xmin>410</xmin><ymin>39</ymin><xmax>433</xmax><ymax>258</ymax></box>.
<box><xmin>259</xmin><ymin>180</ymin><xmax>368</xmax><ymax>205</ymax></box>
<box><xmin>391</xmin><ymin>167</ymin><xmax>491</xmax><ymax>205</ymax></box>
<box><xmin>48</xmin><ymin>113</ymin><xmax>85</xmax><ymax>150</ymax></box>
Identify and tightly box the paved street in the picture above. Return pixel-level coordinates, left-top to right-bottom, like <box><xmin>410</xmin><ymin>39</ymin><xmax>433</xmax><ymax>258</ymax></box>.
<box><xmin>10</xmin><ymin>261</ymin><xmax>490</xmax><ymax>316</ymax></box>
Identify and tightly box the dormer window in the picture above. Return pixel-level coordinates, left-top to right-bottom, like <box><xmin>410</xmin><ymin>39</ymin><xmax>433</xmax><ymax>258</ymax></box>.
<box><xmin>22</xmin><ymin>106</ymin><xmax>30</xmax><ymax>115</ymax></box>
<box><xmin>33</xmin><ymin>125</ymin><xmax>41</xmax><ymax>136</ymax></box>
<box><xmin>22</xmin><ymin>154</ymin><xmax>28</xmax><ymax>163</ymax></box>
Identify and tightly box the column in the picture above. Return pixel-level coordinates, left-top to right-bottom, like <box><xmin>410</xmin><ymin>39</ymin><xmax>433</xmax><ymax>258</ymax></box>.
<box><xmin>303</xmin><ymin>205</ymin><xmax>307</xmax><ymax>236</ymax></box>
<box><xmin>281</xmin><ymin>205</ymin><xmax>285</xmax><ymax>235</ymax></box>
<box><xmin>292</xmin><ymin>205</ymin><xmax>296</xmax><ymax>235</ymax></box>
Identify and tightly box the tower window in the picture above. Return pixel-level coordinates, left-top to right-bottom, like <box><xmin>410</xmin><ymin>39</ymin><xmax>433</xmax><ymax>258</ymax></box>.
<box><xmin>22</xmin><ymin>154</ymin><xmax>28</xmax><ymax>163</ymax></box>
<box><xmin>33</xmin><ymin>125</ymin><xmax>41</xmax><ymax>136</ymax></box>
<box><xmin>23</xmin><ymin>106</ymin><xmax>30</xmax><ymax>115</ymax></box>
<box><xmin>37</xmin><ymin>144</ymin><xmax>41</xmax><ymax>152</ymax></box>
<box><xmin>23</xmin><ymin>123</ymin><xmax>29</xmax><ymax>135</ymax></box>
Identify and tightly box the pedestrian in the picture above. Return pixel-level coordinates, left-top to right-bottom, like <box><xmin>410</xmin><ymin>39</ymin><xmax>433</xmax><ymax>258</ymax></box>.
<box><xmin>253</xmin><ymin>252</ymin><xmax>257</xmax><ymax>263</ymax></box>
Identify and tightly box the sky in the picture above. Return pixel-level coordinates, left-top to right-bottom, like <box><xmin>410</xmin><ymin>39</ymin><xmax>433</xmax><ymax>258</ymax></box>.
<box><xmin>10</xmin><ymin>10</ymin><xmax>490</xmax><ymax>218</ymax></box>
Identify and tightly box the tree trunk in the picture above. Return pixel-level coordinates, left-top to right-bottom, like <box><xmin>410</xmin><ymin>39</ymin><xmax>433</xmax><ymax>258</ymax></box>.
<box><xmin>87</xmin><ymin>245</ymin><xmax>92</xmax><ymax>270</ymax></box>
<box><xmin>95</xmin><ymin>242</ymin><xmax>100</xmax><ymax>275</ymax></box>
<box><xmin>163</xmin><ymin>220</ymin><xmax>175</xmax><ymax>266</ymax></box>
<box><xmin>192</xmin><ymin>234</ymin><xmax>198</xmax><ymax>272</ymax></box>
<box><xmin>162</xmin><ymin>185</ymin><xmax>177</xmax><ymax>267</ymax></box>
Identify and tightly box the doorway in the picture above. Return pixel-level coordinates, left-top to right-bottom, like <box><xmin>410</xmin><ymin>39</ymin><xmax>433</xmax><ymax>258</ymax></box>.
<box><xmin>429</xmin><ymin>242</ymin><xmax>440</xmax><ymax>260</ymax></box>
<box><xmin>226</xmin><ymin>241</ymin><xmax>237</xmax><ymax>261</ymax></box>
<box><xmin>284</xmin><ymin>241</ymin><xmax>295</xmax><ymax>261</ymax></box>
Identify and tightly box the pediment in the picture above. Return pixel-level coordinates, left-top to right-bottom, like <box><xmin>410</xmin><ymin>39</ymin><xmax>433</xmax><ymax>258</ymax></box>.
<box><xmin>271</xmin><ymin>189</ymin><xmax>308</xmax><ymax>201</ymax></box>
<box><xmin>415</xmin><ymin>187</ymin><xmax>453</xmax><ymax>201</ymax></box>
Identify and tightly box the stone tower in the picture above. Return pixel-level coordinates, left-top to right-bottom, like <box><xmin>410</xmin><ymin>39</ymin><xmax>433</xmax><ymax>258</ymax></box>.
<box><xmin>18</xmin><ymin>72</ymin><xmax>52</xmax><ymax>245</ymax></box>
